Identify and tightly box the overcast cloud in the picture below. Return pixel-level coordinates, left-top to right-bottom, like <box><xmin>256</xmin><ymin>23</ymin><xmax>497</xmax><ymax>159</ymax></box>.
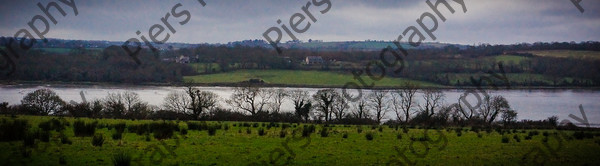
<box><xmin>0</xmin><ymin>0</ymin><xmax>598</xmax><ymax>45</ymax></box>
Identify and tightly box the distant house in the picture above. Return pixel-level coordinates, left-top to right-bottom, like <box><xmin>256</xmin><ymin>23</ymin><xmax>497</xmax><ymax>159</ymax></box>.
<box><xmin>305</xmin><ymin>56</ymin><xmax>324</xmax><ymax>65</ymax></box>
<box><xmin>176</xmin><ymin>55</ymin><xmax>190</xmax><ymax>64</ymax></box>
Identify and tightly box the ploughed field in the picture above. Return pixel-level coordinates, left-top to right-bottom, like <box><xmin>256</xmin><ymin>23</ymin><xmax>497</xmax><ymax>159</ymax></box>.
<box><xmin>1</xmin><ymin>116</ymin><xmax>600</xmax><ymax>165</ymax></box>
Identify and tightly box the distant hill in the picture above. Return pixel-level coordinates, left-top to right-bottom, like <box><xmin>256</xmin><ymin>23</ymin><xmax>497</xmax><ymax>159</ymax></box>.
<box><xmin>1</xmin><ymin>37</ymin><xmax>467</xmax><ymax>52</ymax></box>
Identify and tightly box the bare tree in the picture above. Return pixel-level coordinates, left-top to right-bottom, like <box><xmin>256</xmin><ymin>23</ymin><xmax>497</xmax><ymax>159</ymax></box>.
<box><xmin>227</xmin><ymin>86</ymin><xmax>270</xmax><ymax>115</ymax></box>
<box><xmin>352</xmin><ymin>98</ymin><xmax>369</xmax><ymax>119</ymax></box>
<box><xmin>480</xmin><ymin>95</ymin><xmax>510</xmax><ymax>124</ymax></box>
<box><xmin>391</xmin><ymin>82</ymin><xmax>419</xmax><ymax>123</ymax></box>
<box><xmin>21</xmin><ymin>88</ymin><xmax>65</xmax><ymax>115</ymax></box>
<box><xmin>122</xmin><ymin>91</ymin><xmax>143</xmax><ymax>113</ymax></box>
<box><xmin>312</xmin><ymin>89</ymin><xmax>338</xmax><ymax>122</ymax></box>
<box><xmin>268</xmin><ymin>88</ymin><xmax>287</xmax><ymax>114</ymax></box>
<box><xmin>368</xmin><ymin>90</ymin><xmax>389</xmax><ymax>124</ymax></box>
<box><xmin>419</xmin><ymin>89</ymin><xmax>445</xmax><ymax>119</ymax></box>
<box><xmin>103</xmin><ymin>92</ymin><xmax>125</xmax><ymax>118</ymax></box>
<box><xmin>186</xmin><ymin>87</ymin><xmax>219</xmax><ymax>119</ymax></box>
<box><xmin>289</xmin><ymin>90</ymin><xmax>311</xmax><ymax>122</ymax></box>
<box><xmin>102</xmin><ymin>91</ymin><xmax>149</xmax><ymax>119</ymax></box>
<box><xmin>501</xmin><ymin>109</ymin><xmax>518</xmax><ymax>125</ymax></box>
<box><xmin>163</xmin><ymin>91</ymin><xmax>191</xmax><ymax>114</ymax></box>
<box><xmin>333</xmin><ymin>91</ymin><xmax>349</xmax><ymax>120</ymax></box>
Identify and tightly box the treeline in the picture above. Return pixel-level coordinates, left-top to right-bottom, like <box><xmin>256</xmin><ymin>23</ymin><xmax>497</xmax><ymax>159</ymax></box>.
<box><xmin>0</xmin><ymin>46</ymin><xmax>195</xmax><ymax>83</ymax></box>
<box><xmin>174</xmin><ymin>42</ymin><xmax>600</xmax><ymax>86</ymax></box>
<box><xmin>0</xmin><ymin>86</ymin><xmax>574</xmax><ymax>129</ymax></box>
<box><xmin>2</xmin><ymin>41</ymin><xmax>599</xmax><ymax>86</ymax></box>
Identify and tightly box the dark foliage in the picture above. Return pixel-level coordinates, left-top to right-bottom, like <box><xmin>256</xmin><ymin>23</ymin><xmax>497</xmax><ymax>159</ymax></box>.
<box><xmin>73</xmin><ymin>120</ymin><xmax>97</xmax><ymax>137</ymax></box>
<box><xmin>365</xmin><ymin>132</ymin><xmax>374</xmax><ymax>141</ymax></box>
<box><xmin>112</xmin><ymin>151</ymin><xmax>132</xmax><ymax>166</ymax></box>
<box><xmin>0</xmin><ymin>119</ymin><xmax>29</xmax><ymax>142</ymax></box>
<box><xmin>151</xmin><ymin>122</ymin><xmax>178</xmax><ymax>140</ymax></box>
<box><xmin>92</xmin><ymin>133</ymin><xmax>104</xmax><ymax>147</ymax></box>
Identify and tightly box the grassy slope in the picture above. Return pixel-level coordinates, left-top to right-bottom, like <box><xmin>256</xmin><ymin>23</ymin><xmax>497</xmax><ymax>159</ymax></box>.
<box><xmin>184</xmin><ymin>69</ymin><xmax>442</xmax><ymax>87</ymax></box>
<box><xmin>1</xmin><ymin>116</ymin><xmax>600</xmax><ymax>165</ymax></box>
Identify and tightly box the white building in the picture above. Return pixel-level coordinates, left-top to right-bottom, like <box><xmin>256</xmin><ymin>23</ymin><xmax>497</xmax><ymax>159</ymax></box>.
<box><xmin>305</xmin><ymin>56</ymin><xmax>324</xmax><ymax>65</ymax></box>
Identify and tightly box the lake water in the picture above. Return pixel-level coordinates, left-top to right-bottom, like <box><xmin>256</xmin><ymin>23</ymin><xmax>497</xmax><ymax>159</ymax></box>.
<box><xmin>1</xmin><ymin>84</ymin><xmax>598</xmax><ymax>126</ymax></box>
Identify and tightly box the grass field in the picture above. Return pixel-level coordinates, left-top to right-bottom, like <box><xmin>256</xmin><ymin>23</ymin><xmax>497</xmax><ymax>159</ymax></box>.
<box><xmin>492</xmin><ymin>55</ymin><xmax>530</xmax><ymax>64</ymax></box>
<box><xmin>446</xmin><ymin>73</ymin><xmax>577</xmax><ymax>86</ymax></box>
<box><xmin>1</xmin><ymin>116</ymin><xmax>600</xmax><ymax>165</ymax></box>
<box><xmin>184</xmin><ymin>70</ymin><xmax>442</xmax><ymax>87</ymax></box>
<box><xmin>524</xmin><ymin>50</ymin><xmax>600</xmax><ymax>60</ymax></box>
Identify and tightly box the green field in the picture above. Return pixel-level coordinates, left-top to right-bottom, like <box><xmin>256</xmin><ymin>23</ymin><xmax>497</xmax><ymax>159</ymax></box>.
<box><xmin>1</xmin><ymin>116</ymin><xmax>600</xmax><ymax>165</ymax></box>
<box><xmin>524</xmin><ymin>50</ymin><xmax>600</xmax><ymax>60</ymax></box>
<box><xmin>492</xmin><ymin>55</ymin><xmax>530</xmax><ymax>64</ymax></box>
<box><xmin>184</xmin><ymin>70</ymin><xmax>442</xmax><ymax>87</ymax></box>
<box><xmin>446</xmin><ymin>73</ymin><xmax>584</xmax><ymax>86</ymax></box>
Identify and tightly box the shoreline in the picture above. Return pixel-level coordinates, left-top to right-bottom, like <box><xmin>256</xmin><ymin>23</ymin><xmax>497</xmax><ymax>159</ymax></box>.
<box><xmin>1</xmin><ymin>81</ymin><xmax>600</xmax><ymax>91</ymax></box>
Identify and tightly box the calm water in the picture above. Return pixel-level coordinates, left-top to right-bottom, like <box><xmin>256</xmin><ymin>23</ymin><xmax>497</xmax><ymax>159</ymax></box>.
<box><xmin>1</xmin><ymin>84</ymin><xmax>598</xmax><ymax>126</ymax></box>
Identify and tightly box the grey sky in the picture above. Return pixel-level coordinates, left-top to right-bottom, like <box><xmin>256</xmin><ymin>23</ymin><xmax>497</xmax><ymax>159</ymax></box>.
<box><xmin>0</xmin><ymin>0</ymin><xmax>598</xmax><ymax>45</ymax></box>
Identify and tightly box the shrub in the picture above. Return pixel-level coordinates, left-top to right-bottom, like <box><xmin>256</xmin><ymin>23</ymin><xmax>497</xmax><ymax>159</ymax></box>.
<box><xmin>282</xmin><ymin>123</ymin><xmax>291</xmax><ymax>129</ymax></box>
<box><xmin>112</xmin><ymin>123</ymin><xmax>126</xmax><ymax>134</ymax></box>
<box><xmin>258</xmin><ymin>128</ymin><xmax>266</xmax><ymax>136</ymax></box>
<box><xmin>477</xmin><ymin>133</ymin><xmax>483</xmax><ymax>138</ymax></box>
<box><xmin>402</xmin><ymin>127</ymin><xmax>409</xmax><ymax>134</ymax></box>
<box><xmin>246</xmin><ymin>128</ymin><xmax>251</xmax><ymax>134</ymax></box>
<box><xmin>180</xmin><ymin>128</ymin><xmax>188</xmax><ymax>135</ymax></box>
<box><xmin>145</xmin><ymin>134</ymin><xmax>151</xmax><ymax>142</ymax></box>
<box><xmin>128</xmin><ymin>124</ymin><xmax>149</xmax><ymax>135</ymax></box>
<box><xmin>365</xmin><ymin>132</ymin><xmax>374</xmax><ymax>141</ymax></box>
<box><xmin>501</xmin><ymin>136</ymin><xmax>509</xmax><ymax>143</ymax></box>
<box><xmin>308</xmin><ymin>125</ymin><xmax>316</xmax><ymax>133</ymax></box>
<box><xmin>39</xmin><ymin>130</ymin><xmax>50</xmax><ymax>142</ymax></box>
<box><xmin>320</xmin><ymin>128</ymin><xmax>329</xmax><ymax>137</ymax></box>
<box><xmin>22</xmin><ymin>149</ymin><xmax>32</xmax><ymax>158</ymax></box>
<box><xmin>456</xmin><ymin>130</ymin><xmax>462</xmax><ymax>137</ymax></box>
<box><xmin>471</xmin><ymin>126</ymin><xmax>480</xmax><ymax>133</ymax></box>
<box><xmin>92</xmin><ymin>133</ymin><xmax>104</xmax><ymax>147</ymax></box>
<box><xmin>528</xmin><ymin>130</ymin><xmax>539</xmax><ymax>137</ymax></box>
<box><xmin>573</xmin><ymin>131</ymin><xmax>586</xmax><ymax>140</ymax></box>
<box><xmin>151</xmin><ymin>122</ymin><xmax>177</xmax><ymax>140</ymax></box>
<box><xmin>302</xmin><ymin>127</ymin><xmax>311</xmax><ymax>137</ymax></box>
<box><xmin>74</xmin><ymin>120</ymin><xmax>97</xmax><ymax>137</ymax></box>
<box><xmin>542</xmin><ymin>131</ymin><xmax>549</xmax><ymax>137</ymax></box>
<box><xmin>542</xmin><ymin>136</ymin><xmax>549</xmax><ymax>143</ymax></box>
<box><xmin>186</xmin><ymin>122</ymin><xmax>208</xmax><ymax>131</ymax></box>
<box><xmin>253</xmin><ymin>123</ymin><xmax>259</xmax><ymax>128</ymax></box>
<box><xmin>279</xmin><ymin>130</ymin><xmax>286</xmax><ymax>138</ymax></box>
<box><xmin>112</xmin><ymin>131</ymin><xmax>123</xmax><ymax>140</ymax></box>
<box><xmin>59</xmin><ymin>155</ymin><xmax>67</xmax><ymax>165</ymax></box>
<box><xmin>357</xmin><ymin>126</ymin><xmax>363</xmax><ymax>134</ymax></box>
<box><xmin>224</xmin><ymin>124</ymin><xmax>230</xmax><ymax>131</ymax></box>
<box><xmin>60</xmin><ymin>133</ymin><xmax>72</xmax><ymax>144</ymax></box>
<box><xmin>112</xmin><ymin>151</ymin><xmax>131</xmax><ymax>166</ymax></box>
<box><xmin>396</xmin><ymin>133</ymin><xmax>402</xmax><ymax>140</ymax></box>
<box><xmin>23</xmin><ymin>131</ymin><xmax>36</xmax><ymax>147</ymax></box>
<box><xmin>39</xmin><ymin>120</ymin><xmax>53</xmax><ymax>132</ymax></box>
<box><xmin>513</xmin><ymin>135</ymin><xmax>521</xmax><ymax>142</ymax></box>
<box><xmin>524</xmin><ymin>135</ymin><xmax>532</xmax><ymax>140</ymax></box>
<box><xmin>378</xmin><ymin>126</ymin><xmax>383</xmax><ymax>132</ymax></box>
<box><xmin>0</xmin><ymin>119</ymin><xmax>29</xmax><ymax>141</ymax></box>
<box><xmin>343</xmin><ymin>132</ymin><xmax>348</xmax><ymax>139</ymax></box>
<box><xmin>208</xmin><ymin>126</ymin><xmax>217</xmax><ymax>136</ymax></box>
